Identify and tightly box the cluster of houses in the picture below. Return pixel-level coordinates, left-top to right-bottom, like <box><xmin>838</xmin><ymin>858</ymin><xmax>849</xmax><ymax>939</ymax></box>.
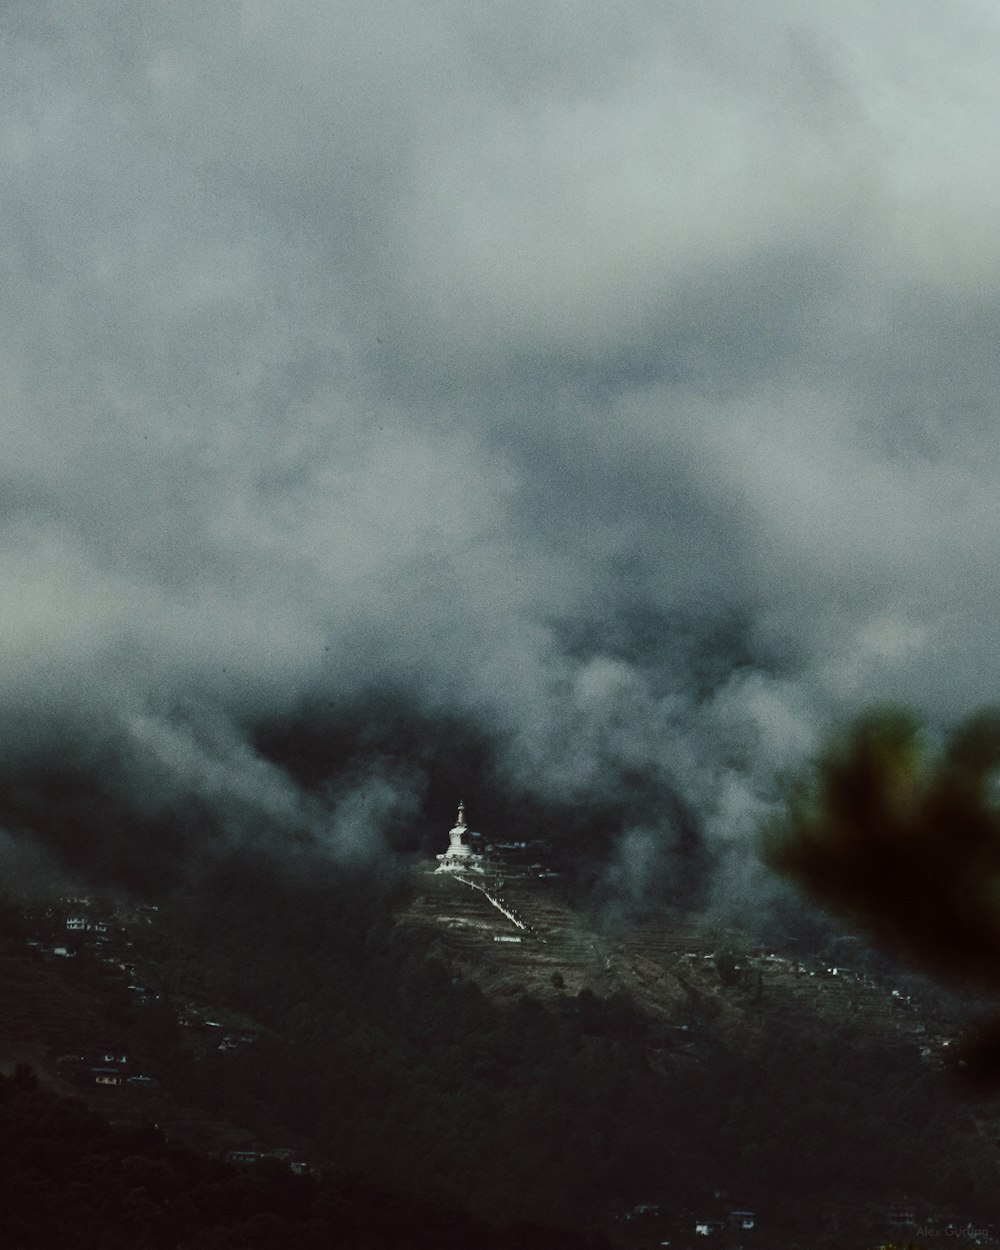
<box><xmin>19</xmin><ymin>896</ymin><xmax>150</xmax><ymax>960</ymax></box>
<box><xmin>56</xmin><ymin>1050</ymin><xmax>155</xmax><ymax>1091</ymax></box>
<box><xmin>225</xmin><ymin>1148</ymin><xmax>312</xmax><ymax>1176</ymax></box>
<box><xmin>618</xmin><ymin>1200</ymin><xmax>756</xmax><ymax>1248</ymax></box>
<box><xmin>14</xmin><ymin>896</ymin><xmax>261</xmax><ymax>1088</ymax></box>
<box><xmin>6</xmin><ymin>894</ymin><xmax>315</xmax><ymax>1172</ymax></box>
<box><xmin>617</xmin><ymin>1198</ymin><xmax>997</xmax><ymax>1248</ymax></box>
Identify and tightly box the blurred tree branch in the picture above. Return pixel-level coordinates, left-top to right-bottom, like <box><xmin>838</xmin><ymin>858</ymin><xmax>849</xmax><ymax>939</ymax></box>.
<box><xmin>764</xmin><ymin>708</ymin><xmax>1000</xmax><ymax>1091</ymax></box>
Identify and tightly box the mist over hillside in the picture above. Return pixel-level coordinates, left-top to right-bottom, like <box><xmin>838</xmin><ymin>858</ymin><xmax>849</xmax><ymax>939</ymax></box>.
<box><xmin>4</xmin><ymin>2</ymin><xmax>1000</xmax><ymax>919</ymax></box>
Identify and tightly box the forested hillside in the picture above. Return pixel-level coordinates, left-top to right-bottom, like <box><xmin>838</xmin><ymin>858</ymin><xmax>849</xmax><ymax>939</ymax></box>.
<box><xmin>2</xmin><ymin>852</ymin><xmax>999</xmax><ymax>1249</ymax></box>
<box><xmin>0</xmin><ymin>1065</ymin><xmax>605</xmax><ymax>1250</ymax></box>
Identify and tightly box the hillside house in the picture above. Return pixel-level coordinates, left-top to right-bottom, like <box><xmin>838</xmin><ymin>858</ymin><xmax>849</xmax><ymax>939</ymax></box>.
<box><xmin>886</xmin><ymin>1199</ymin><xmax>917</xmax><ymax>1228</ymax></box>
<box><xmin>66</xmin><ymin>916</ymin><xmax>109</xmax><ymax>934</ymax></box>
<box><xmin>226</xmin><ymin>1150</ymin><xmax>262</xmax><ymax>1165</ymax></box>
<box><xmin>92</xmin><ymin>1068</ymin><xmax>123</xmax><ymax>1087</ymax></box>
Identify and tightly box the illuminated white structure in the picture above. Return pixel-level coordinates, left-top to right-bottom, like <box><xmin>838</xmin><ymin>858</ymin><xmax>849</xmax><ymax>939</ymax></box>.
<box><xmin>435</xmin><ymin>800</ymin><xmax>485</xmax><ymax>873</ymax></box>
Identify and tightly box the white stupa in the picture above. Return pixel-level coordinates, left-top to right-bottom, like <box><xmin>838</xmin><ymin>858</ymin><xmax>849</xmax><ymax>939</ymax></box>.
<box><xmin>435</xmin><ymin>800</ymin><xmax>485</xmax><ymax>873</ymax></box>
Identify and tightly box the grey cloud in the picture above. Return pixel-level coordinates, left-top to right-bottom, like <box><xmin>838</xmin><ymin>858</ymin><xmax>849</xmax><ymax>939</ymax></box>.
<box><xmin>2</xmin><ymin>1</ymin><xmax>1000</xmax><ymax>907</ymax></box>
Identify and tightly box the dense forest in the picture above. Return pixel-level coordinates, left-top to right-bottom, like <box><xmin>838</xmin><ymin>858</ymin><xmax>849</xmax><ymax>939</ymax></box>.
<box><xmin>5</xmin><ymin>849</ymin><xmax>994</xmax><ymax>1248</ymax></box>
<box><xmin>0</xmin><ymin>1064</ymin><xmax>606</xmax><ymax>1250</ymax></box>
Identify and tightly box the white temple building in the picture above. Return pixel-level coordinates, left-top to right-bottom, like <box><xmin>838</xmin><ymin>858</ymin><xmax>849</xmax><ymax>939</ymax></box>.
<box><xmin>435</xmin><ymin>800</ymin><xmax>486</xmax><ymax>874</ymax></box>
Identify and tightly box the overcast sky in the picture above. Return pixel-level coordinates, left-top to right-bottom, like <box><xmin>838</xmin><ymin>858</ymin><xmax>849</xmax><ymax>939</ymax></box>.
<box><xmin>4</xmin><ymin>1</ymin><xmax>1000</xmax><ymax>902</ymax></box>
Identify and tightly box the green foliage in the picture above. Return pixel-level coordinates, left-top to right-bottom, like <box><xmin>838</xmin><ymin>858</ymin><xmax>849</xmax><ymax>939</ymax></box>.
<box><xmin>765</xmin><ymin>708</ymin><xmax>1000</xmax><ymax>991</ymax></box>
<box><xmin>0</xmin><ymin>1067</ymin><xmax>594</xmax><ymax>1249</ymax></box>
<box><xmin>120</xmin><ymin>849</ymin><xmax>999</xmax><ymax>1231</ymax></box>
<box><xmin>870</xmin><ymin>1243</ymin><xmax>929</xmax><ymax>1249</ymax></box>
<box><xmin>11</xmin><ymin>840</ymin><xmax>997</xmax><ymax>1238</ymax></box>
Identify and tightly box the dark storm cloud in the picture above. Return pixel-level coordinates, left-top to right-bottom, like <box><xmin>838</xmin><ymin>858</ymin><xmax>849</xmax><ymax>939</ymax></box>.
<box><xmin>3</xmin><ymin>1</ymin><xmax>1000</xmax><ymax>905</ymax></box>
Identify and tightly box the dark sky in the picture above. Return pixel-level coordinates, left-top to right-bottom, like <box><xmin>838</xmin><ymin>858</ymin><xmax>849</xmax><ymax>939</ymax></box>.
<box><xmin>3</xmin><ymin>2</ymin><xmax>998</xmax><ymax>905</ymax></box>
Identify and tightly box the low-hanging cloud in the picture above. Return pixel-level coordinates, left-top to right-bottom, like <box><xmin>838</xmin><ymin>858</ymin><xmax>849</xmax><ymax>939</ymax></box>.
<box><xmin>3</xmin><ymin>0</ymin><xmax>1000</xmax><ymax>907</ymax></box>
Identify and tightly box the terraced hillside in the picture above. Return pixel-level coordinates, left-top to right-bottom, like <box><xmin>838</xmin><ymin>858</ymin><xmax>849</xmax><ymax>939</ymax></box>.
<box><xmin>399</xmin><ymin>866</ymin><xmax>957</xmax><ymax>1057</ymax></box>
<box><xmin>3</xmin><ymin>868</ymin><xmax>998</xmax><ymax>1244</ymax></box>
<box><xmin>398</xmin><ymin>870</ymin><xmax>624</xmax><ymax>999</ymax></box>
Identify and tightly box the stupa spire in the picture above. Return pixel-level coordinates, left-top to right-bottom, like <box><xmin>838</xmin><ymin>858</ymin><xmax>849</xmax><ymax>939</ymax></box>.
<box><xmin>435</xmin><ymin>798</ymin><xmax>481</xmax><ymax>873</ymax></box>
